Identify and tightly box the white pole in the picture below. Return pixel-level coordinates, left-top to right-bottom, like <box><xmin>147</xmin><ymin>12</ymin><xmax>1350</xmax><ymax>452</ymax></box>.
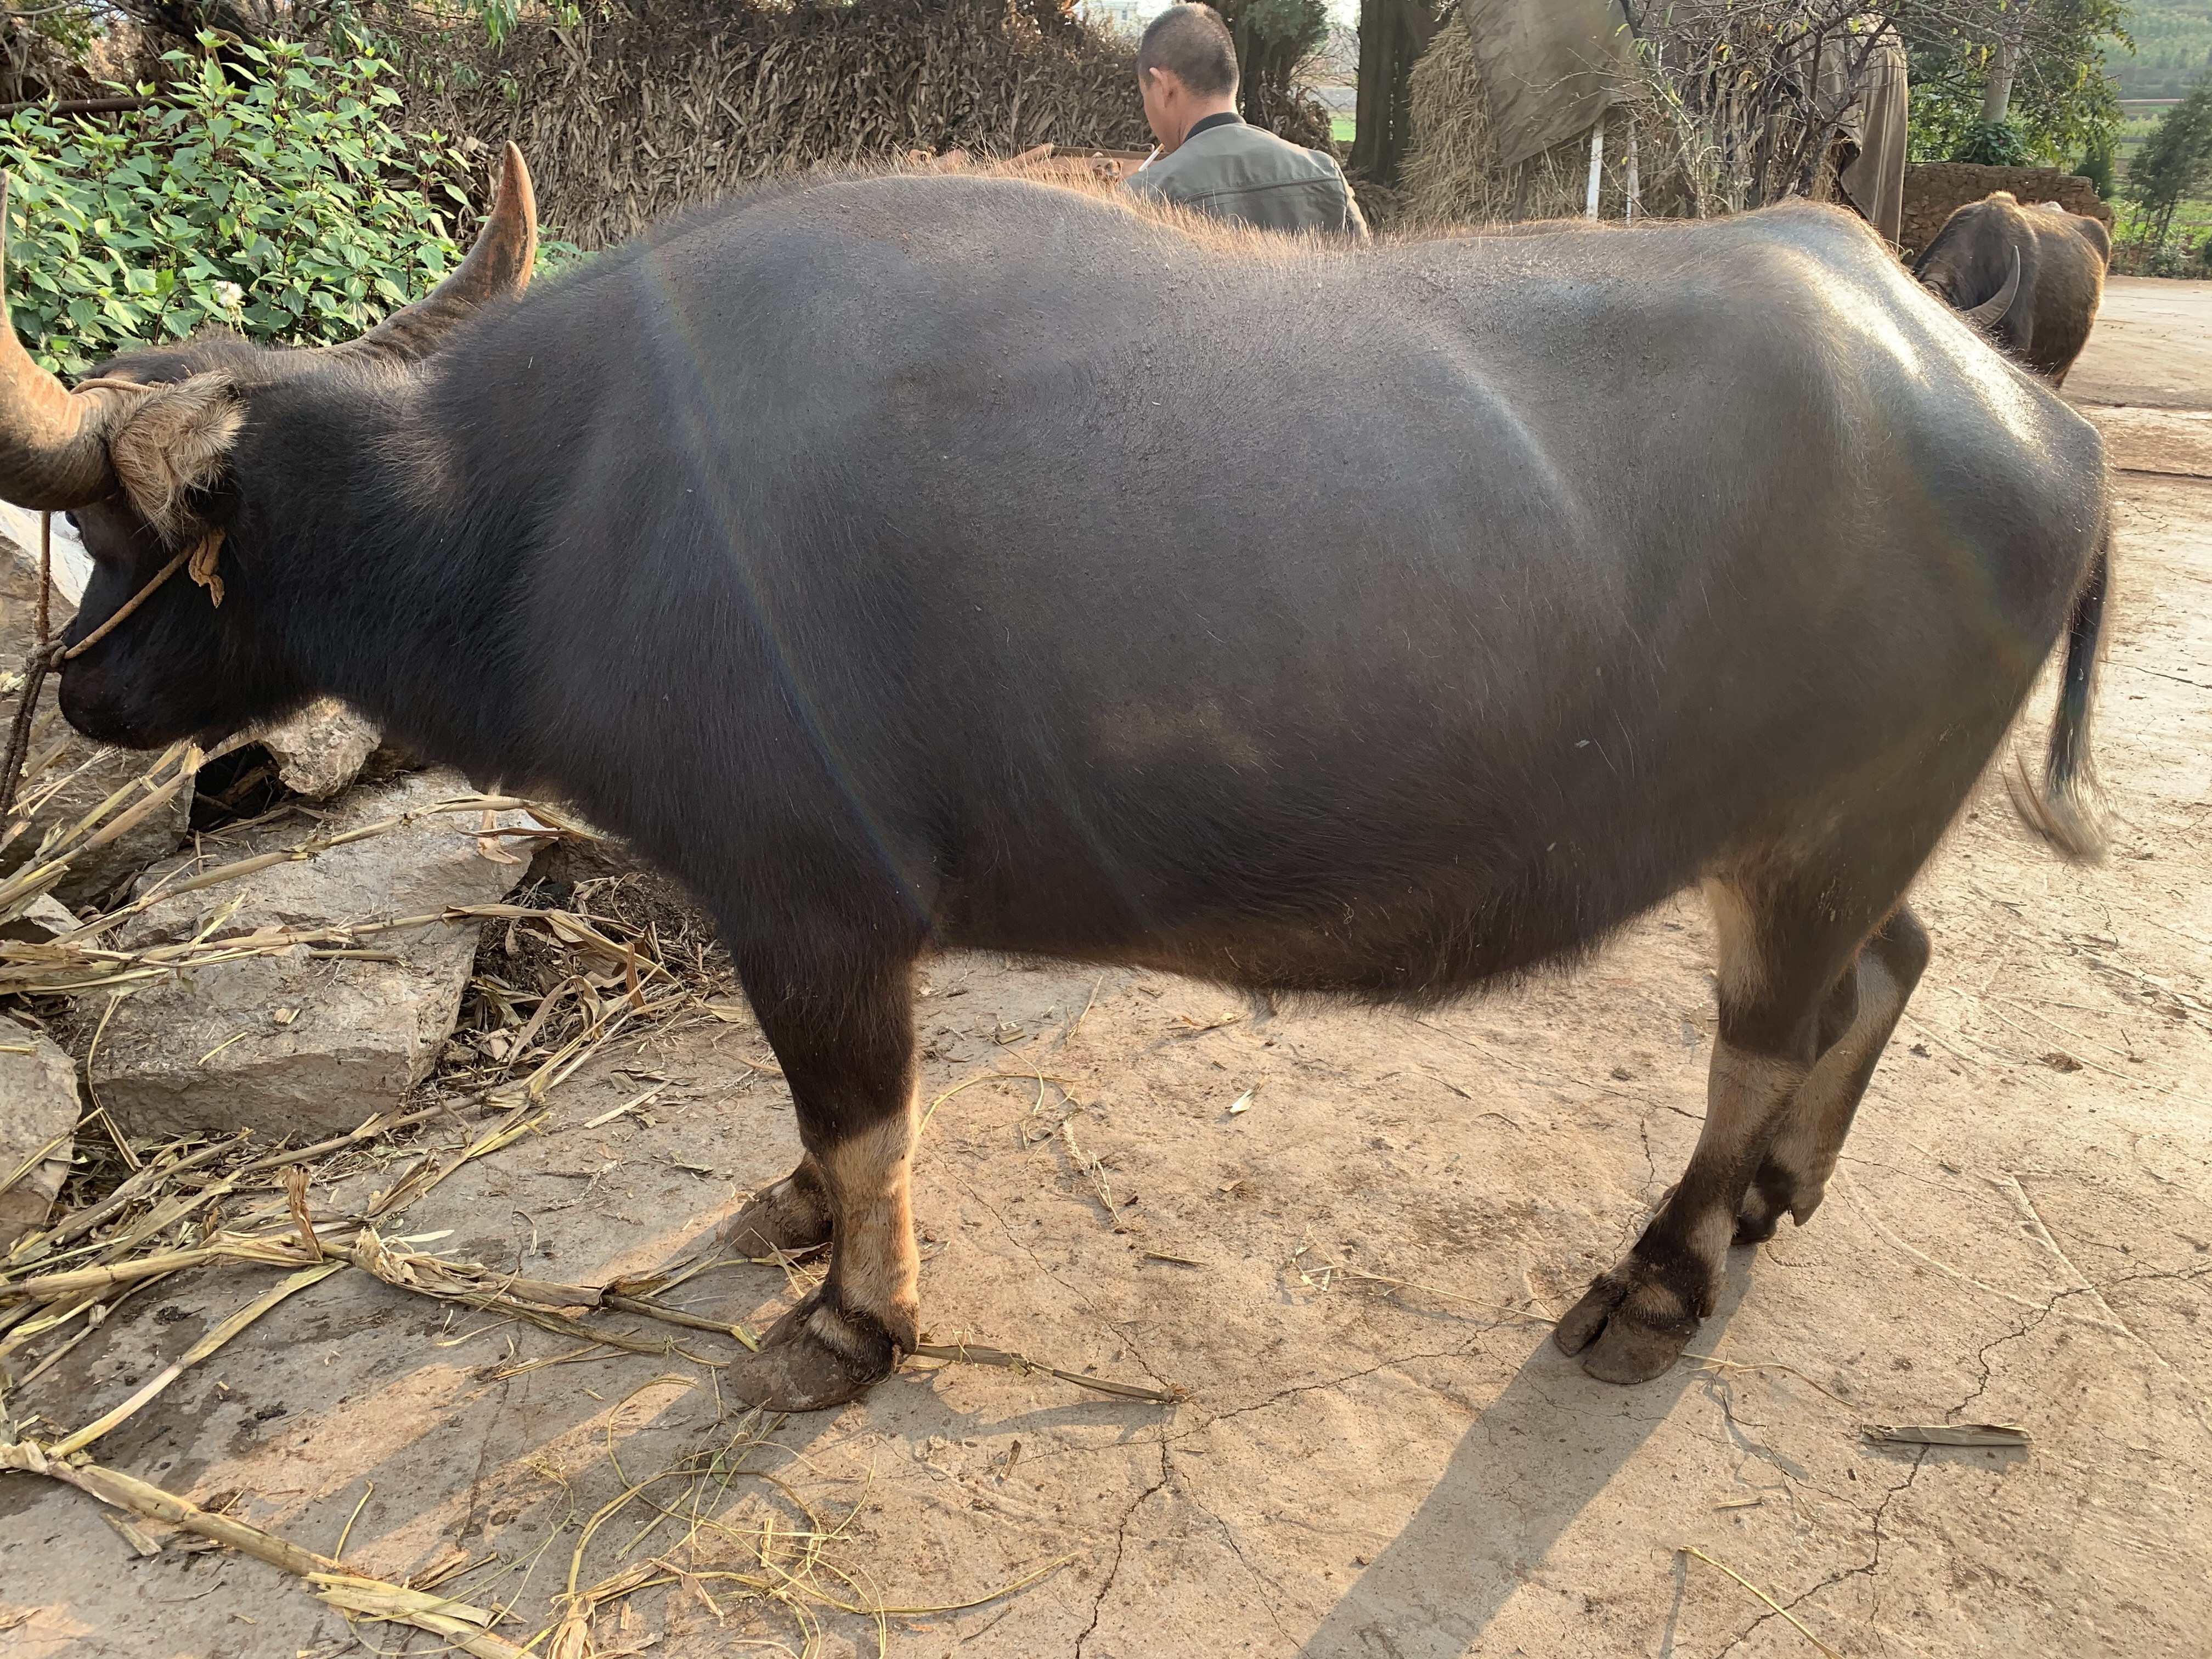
<box><xmin>1585</xmin><ymin>123</ymin><xmax>1605</xmax><ymax>219</ymax></box>
<box><xmin>1626</xmin><ymin>122</ymin><xmax>1640</xmax><ymax>222</ymax></box>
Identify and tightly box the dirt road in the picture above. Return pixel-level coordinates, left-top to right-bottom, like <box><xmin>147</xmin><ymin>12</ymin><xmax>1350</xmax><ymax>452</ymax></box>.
<box><xmin>3</xmin><ymin>285</ymin><xmax>2208</xmax><ymax>1659</ymax></box>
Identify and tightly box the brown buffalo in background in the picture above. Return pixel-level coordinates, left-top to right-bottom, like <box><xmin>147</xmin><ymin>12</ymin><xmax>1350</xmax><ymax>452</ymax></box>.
<box><xmin>1914</xmin><ymin>190</ymin><xmax>2112</xmax><ymax>387</ymax></box>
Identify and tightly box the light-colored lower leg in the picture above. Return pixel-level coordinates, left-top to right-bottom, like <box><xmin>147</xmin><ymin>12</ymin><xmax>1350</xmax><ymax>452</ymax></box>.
<box><xmin>1556</xmin><ymin>1040</ymin><xmax>1807</xmax><ymax>1382</ymax></box>
<box><xmin>1676</xmin><ymin>1042</ymin><xmax>1812</xmax><ymax>1297</ymax></box>
<box><xmin>811</xmin><ymin>1096</ymin><xmax>921</xmax><ymax>1353</ymax></box>
<box><xmin>1745</xmin><ymin>949</ymin><xmax>1910</xmax><ymax>1229</ymax></box>
<box><xmin>717</xmin><ymin>1152</ymin><xmax>833</xmax><ymax>1256</ymax></box>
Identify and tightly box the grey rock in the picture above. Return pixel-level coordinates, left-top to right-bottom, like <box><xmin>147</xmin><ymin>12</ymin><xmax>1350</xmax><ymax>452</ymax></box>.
<box><xmin>1</xmin><ymin>529</ymin><xmax>192</xmax><ymax>907</ymax></box>
<box><xmin>0</xmin><ymin>500</ymin><xmax>88</xmax><ymax>603</ymax></box>
<box><xmin>250</xmin><ymin>697</ymin><xmax>383</xmax><ymax>800</ymax></box>
<box><xmin>0</xmin><ymin>1019</ymin><xmax>78</xmax><ymax>1251</ymax></box>
<box><xmin>0</xmin><ymin>893</ymin><xmax>81</xmax><ymax>943</ymax></box>
<box><xmin>83</xmin><ymin>769</ymin><xmax>537</xmax><ymax>1141</ymax></box>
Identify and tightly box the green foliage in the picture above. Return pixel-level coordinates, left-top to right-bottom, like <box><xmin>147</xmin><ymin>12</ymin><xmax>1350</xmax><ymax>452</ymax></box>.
<box><xmin>2106</xmin><ymin>0</ymin><xmax>2212</xmax><ymax>99</ymax></box>
<box><xmin>2124</xmin><ymin>70</ymin><xmax>2212</xmax><ymax>252</ymax></box>
<box><xmin>427</xmin><ymin>0</ymin><xmax>580</xmax><ymax>48</ymax></box>
<box><xmin>1908</xmin><ymin>2</ymin><xmax>2129</xmax><ymax>168</ymax></box>
<box><xmin>1953</xmin><ymin>117</ymin><xmax>2033</xmax><ymax>163</ymax></box>
<box><xmin>2</xmin><ymin>36</ymin><xmax>484</xmax><ymax>375</ymax></box>
<box><xmin>1222</xmin><ymin>0</ymin><xmax>1329</xmax><ymax>60</ymax></box>
<box><xmin>5</xmin><ymin>0</ymin><xmax>100</xmax><ymax>61</ymax></box>
<box><xmin>2137</xmin><ymin>235</ymin><xmax>2203</xmax><ymax>273</ymax></box>
<box><xmin>1217</xmin><ymin>0</ymin><xmax>1330</xmax><ymax>140</ymax></box>
<box><xmin>2078</xmin><ymin>133</ymin><xmax>2116</xmax><ymax>194</ymax></box>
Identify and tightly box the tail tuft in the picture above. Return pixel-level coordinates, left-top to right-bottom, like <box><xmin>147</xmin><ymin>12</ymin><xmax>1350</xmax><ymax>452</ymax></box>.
<box><xmin>2005</xmin><ymin>752</ymin><xmax>2104</xmax><ymax>862</ymax></box>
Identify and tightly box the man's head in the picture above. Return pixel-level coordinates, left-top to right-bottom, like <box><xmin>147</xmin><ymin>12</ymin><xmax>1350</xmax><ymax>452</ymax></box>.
<box><xmin>1137</xmin><ymin>4</ymin><xmax>1239</xmax><ymax>153</ymax></box>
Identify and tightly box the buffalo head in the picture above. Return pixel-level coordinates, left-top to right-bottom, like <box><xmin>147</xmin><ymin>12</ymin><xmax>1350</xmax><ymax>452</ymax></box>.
<box><xmin>0</xmin><ymin>145</ymin><xmax>537</xmax><ymax>749</ymax></box>
<box><xmin>1914</xmin><ymin>190</ymin><xmax>2112</xmax><ymax>386</ymax></box>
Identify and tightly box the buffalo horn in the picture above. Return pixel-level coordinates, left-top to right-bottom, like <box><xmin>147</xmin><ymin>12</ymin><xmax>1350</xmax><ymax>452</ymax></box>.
<box><xmin>324</xmin><ymin>143</ymin><xmax>538</xmax><ymax>365</ymax></box>
<box><xmin>1960</xmin><ymin>247</ymin><xmax>2022</xmax><ymax>332</ymax></box>
<box><xmin>0</xmin><ymin>173</ymin><xmax>129</xmax><ymax>509</ymax></box>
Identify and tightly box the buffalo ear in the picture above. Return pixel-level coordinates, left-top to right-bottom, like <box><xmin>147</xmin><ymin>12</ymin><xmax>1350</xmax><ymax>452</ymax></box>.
<box><xmin>106</xmin><ymin>372</ymin><xmax>243</xmax><ymax>540</ymax></box>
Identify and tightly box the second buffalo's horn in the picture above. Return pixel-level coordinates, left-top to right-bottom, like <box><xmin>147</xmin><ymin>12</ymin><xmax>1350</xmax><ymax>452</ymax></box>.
<box><xmin>1961</xmin><ymin>246</ymin><xmax>2022</xmax><ymax>332</ymax></box>
<box><xmin>324</xmin><ymin>143</ymin><xmax>538</xmax><ymax>366</ymax></box>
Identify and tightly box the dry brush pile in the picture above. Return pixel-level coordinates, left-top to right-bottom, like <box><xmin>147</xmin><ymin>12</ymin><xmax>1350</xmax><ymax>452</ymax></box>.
<box><xmin>390</xmin><ymin>0</ymin><xmax>1154</xmax><ymax>250</ymax></box>
<box><xmin>1397</xmin><ymin>20</ymin><xmax>1706</xmax><ymax>229</ymax></box>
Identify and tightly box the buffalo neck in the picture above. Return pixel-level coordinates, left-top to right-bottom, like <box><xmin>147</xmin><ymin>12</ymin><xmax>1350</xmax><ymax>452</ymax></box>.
<box><xmin>233</xmin><ymin>362</ymin><xmax>538</xmax><ymax>788</ymax></box>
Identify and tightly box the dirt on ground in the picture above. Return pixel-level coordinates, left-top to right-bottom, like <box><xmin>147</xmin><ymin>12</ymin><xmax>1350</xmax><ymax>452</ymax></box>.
<box><xmin>2</xmin><ymin>286</ymin><xmax>2208</xmax><ymax>1659</ymax></box>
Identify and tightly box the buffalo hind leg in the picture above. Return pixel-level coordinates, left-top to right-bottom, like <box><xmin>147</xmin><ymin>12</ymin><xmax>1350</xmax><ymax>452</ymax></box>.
<box><xmin>1735</xmin><ymin>907</ymin><xmax>1928</xmax><ymax>1243</ymax></box>
<box><xmin>722</xmin><ymin>945</ymin><xmax>920</xmax><ymax>1412</ymax></box>
<box><xmin>1555</xmin><ymin>871</ymin><xmax>1881</xmax><ymax>1384</ymax></box>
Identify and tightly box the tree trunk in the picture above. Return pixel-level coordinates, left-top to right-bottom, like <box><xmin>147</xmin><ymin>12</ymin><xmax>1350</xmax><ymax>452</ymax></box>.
<box><xmin>1350</xmin><ymin>0</ymin><xmax>1442</xmax><ymax>189</ymax></box>
<box><xmin>1980</xmin><ymin>12</ymin><xmax>2027</xmax><ymax>126</ymax></box>
<box><xmin>1351</xmin><ymin>2</ymin><xmax>1401</xmax><ymax>184</ymax></box>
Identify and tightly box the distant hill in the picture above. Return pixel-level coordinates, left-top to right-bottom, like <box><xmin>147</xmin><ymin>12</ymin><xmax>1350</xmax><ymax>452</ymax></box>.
<box><xmin>2112</xmin><ymin>2</ymin><xmax>2212</xmax><ymax>98</ymax></box>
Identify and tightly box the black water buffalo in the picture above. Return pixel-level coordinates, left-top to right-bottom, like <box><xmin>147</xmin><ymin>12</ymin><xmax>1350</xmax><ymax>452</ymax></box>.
<box><xmin>0</xmin><ymin>151</ymin><xmax>2108</xmax><ymax>1408</ymax></box>
<box><xmin>1916</xmin><ymin>190</ymin><xmax>2113</xmax><ymax>387</ymax></box>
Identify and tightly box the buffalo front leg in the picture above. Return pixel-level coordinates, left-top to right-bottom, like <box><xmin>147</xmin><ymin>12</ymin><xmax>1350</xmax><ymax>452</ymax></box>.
<box><xmin>722</xmin><ymin>946</ymin><xmax>921</xmax><ymax>1412</ymax></box>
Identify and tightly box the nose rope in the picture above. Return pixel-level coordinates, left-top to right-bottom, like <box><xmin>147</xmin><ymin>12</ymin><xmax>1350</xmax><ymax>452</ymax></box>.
<box><xmin>0</xmin><ymin>511</ymin><xmax>224</xmax><ymax>826</ymax></box>
<box><xmin>56</xmin><ymin>534</ymin><xmax>215</xmax><ymax>663</ymax></box>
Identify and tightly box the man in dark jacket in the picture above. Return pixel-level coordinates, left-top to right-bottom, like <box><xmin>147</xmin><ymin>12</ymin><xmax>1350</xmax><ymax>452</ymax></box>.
<box><xmin>1120</xmin><ymin>4</ymin><xmax>1367</xmax><ymax>239</ymax></box>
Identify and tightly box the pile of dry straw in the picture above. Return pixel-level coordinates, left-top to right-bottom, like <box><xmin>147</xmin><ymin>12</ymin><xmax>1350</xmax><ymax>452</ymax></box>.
<box><xmin>392</xmin><ymin>0</ymin><xmax>1154</xmax><ymax>250</ymax></box>
<box><xmin>1396</xmin><ymin>21</ymin><xmax>1707</xmax><ymax>230</ymax></box>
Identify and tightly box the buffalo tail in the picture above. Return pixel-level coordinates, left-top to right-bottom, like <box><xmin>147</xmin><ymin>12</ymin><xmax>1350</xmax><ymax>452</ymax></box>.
<box><xmin>2008</xmin><ymin>531</ymin><xmax>2108</xmax><ymax>860</ymax></box>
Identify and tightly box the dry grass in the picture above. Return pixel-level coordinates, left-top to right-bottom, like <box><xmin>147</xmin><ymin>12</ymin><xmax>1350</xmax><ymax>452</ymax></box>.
<box><xmin>0</xmin><ymin>1441</ymin><xmax>534</xmax><ymax>1656</ymax></box>
<box><xmin>3</xmin><ymin>1207</ymin><xmax>1101</xmax><ymax>1655</ymax></box>
<box><xmin>395</xmin><ymin>0</ymin><xmax>1153</xmax><ymax>251</ymax></box>
<box><xmin>1397</xmin><ymin>21</ymin><xmax>1706</xmax><ymax>231</ymax></box>
<box><xmin>0</xmin><ymin>1055</ymin><xmax>1148</xmax><ymax>1650</ymax></box>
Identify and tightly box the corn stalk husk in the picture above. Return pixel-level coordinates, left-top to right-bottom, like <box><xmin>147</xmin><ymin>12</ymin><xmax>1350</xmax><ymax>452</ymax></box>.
<box><xmin>0</xmin><ymin>1444</ymin><xmax>529</xmax><ymax>1657</ymax></box>
<box><xmin>2</xmin><ymin>1232</ymin><xmax>327</xmax><ymax>1300</ymax></box>
<box><xmin>0</xmin><ymin>742</ymin><xmax>199</xmax><ymax>923</ymax></box>
<box><xmin>0</xmin><ymin>791</ymin><xmax>587</xmax><ymax>998</ymax></box>
<box><xmin>49</xmin><ymin>1262</ymin><xmax>345</xmax><ymax>1455</ymax></box>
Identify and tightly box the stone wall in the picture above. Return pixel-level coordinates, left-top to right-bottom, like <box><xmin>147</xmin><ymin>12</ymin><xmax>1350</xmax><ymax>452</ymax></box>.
<box><xmin>1902</xmin><ymin>163</ymin><xmax>2111</xmax><ymax>262</ymax></box>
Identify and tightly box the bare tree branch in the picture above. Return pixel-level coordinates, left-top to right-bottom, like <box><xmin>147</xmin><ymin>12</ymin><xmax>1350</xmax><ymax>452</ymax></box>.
<box><xmin>1624</xmin><ymin>1</ymin><xmax>2067</xmax><ymax>211</ymax></box>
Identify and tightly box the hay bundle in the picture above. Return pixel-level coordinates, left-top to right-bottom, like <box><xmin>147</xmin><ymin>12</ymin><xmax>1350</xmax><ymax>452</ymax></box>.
<box><xmin>393</xmin><ymin>0</ymin><xmax>1152</xmax><ymax>250</ymax></box>
<box><xmin>1398</xmin><ymin>21</ymin><xmax>1703</xmax><ymax>230</ymax></box>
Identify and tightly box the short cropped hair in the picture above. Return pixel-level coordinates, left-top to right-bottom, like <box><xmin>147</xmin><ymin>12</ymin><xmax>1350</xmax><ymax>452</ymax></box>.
<box><xmin>1137</xmin><ymin>4</ymin><xmax>1239</xmax><ymax>99</ymax></box>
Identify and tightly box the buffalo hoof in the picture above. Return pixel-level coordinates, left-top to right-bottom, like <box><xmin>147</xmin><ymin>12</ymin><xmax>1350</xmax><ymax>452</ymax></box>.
<box><xmin>723</xmin><ymin>1289</ymin><xmax>901</xmax><ymax>1412</ymax></box>
<box><xmin>715</xmin><ymin>1172</ymin><xmax>833</xmax><ymax>1260</ymax></box>
<box><xmin>1552</xmin><ymin>1262</ymin><xmax>1701</xmax><ymax>1385</ymax></box>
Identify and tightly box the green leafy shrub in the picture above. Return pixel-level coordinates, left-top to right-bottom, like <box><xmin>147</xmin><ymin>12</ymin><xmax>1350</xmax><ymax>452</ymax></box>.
<box><xmin>1953</xmin><ymin>119</ymin><xmax>2034</xmax><ymax>166</ymax></box>
<box><xmin>2</xmin><ymin>35</ymin><xmax>540</xmax><ymax>375</ymax></box>
<box><xmin>2077</xmin><ymin>136</ymin><xmax>2115</xmax><ymax>197</ymax></box>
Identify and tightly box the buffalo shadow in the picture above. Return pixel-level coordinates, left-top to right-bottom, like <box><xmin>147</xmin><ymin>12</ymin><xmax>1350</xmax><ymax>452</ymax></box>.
<box><xmin>1292</xmin><ymin>1263</ymin><xmax>1754</xmax><ymax>1659</ymax></box>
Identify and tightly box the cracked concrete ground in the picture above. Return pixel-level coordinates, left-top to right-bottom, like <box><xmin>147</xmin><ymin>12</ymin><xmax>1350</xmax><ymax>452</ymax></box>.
<box><xmin>3</xmin><ymin>288</ymin><xmax>2209</xmax><ymax>1659</ymax></box>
